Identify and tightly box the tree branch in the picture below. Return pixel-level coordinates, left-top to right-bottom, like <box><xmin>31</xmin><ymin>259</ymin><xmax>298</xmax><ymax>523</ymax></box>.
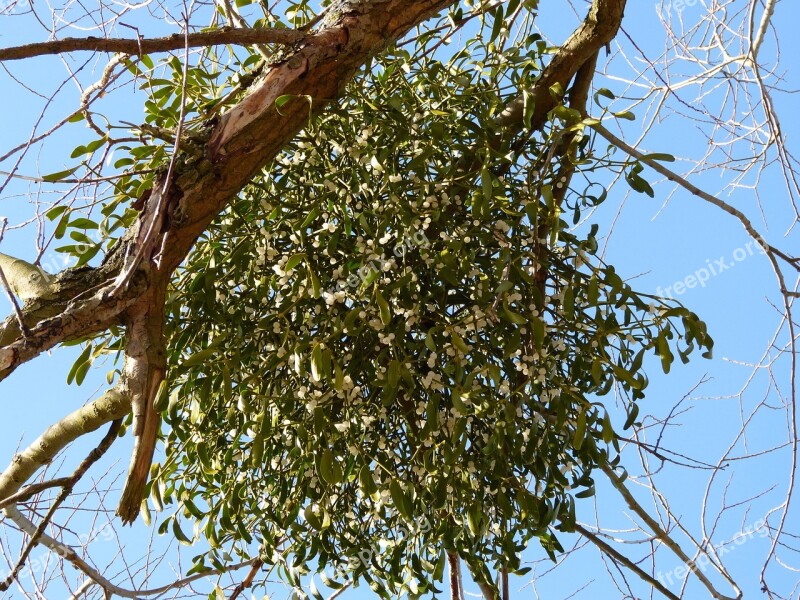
<box><xmin>0</xmin><ymin>389</ymin><xmax>128</xmax><ymax>504</ymax></box>
<box><xmin>496</xmin><ymin>0</ymin><xmax>626</xmax><ymax>133</ymax></box>
<box><xmin>448</xmin><ymin>551</ymin><xmax>462</xmax><ymax>600</ymax></box>
<box><xmin>229</xmin><ymin>558</ymin><xmax>264</xmax><ymax>600</ymax></box>
<box><xmin>574</xmin><ymin>523</ymin><xmax>681</xmax><ymax>600</ymax></box>
<box><xmin>0</xmin><ymin>419</ymin><xmax>122</xmax><ymax>591</ymax></box>
<box><xmin>463</xmin><ymin>556</ymin><xmax>498</xmax><ymax>600</ymax></box>
<box><xmin>0</xmin><ymin>478</ymin><xmax>71</xmax><ymax>510</ymax></box>
<box><xmin>6</xmin><ymin>505</ymin><xmax>260</xmax><ymax>598</ymax></box>
<box><xmin>600</xmin><ymin>465</ymin><xmax>740</xmax><ymax>600</ymax></box>
<box><xmin>0</xmin><ymin>27</ymin><xmax>306</xmax><ymax>62</ymax></box>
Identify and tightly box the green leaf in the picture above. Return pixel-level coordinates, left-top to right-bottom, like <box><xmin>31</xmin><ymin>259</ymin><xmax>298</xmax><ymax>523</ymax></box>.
<box><xmin>467</xmin><ymin>503</ymin><xmax>482</xmax><ymax>535</ymax></box>
<box><xmin>375</xmin><ymin>288</ymin><xmax>391</xmax><ymax>325</ymax></box>
<box><xmin>42</xmin><ymin>166</ymin><xmax>79</xmax><ymax>182</ymax></box>
<box><xmin>501</xmin><ymin>301</ymin><xmax>527</xmax><ymax>325</ymax></box>
<box><xmin>311</xmin><ymin>344</ymin><xmax>324</xmax><ymax>383</ymax></box>
<box><xmin>285</xmin><ymin>253</ymin><xmax>306</xmax><ymax>272</ymax></box>
<box><xmin>182</xmin><ymin>335</ymin><xmax>227</xmax><ymax>368</ymax></box>
<box><xmin>67</xmin><ymin>343</ymin><xmax>93</xmax><ymax>385</ymax></box>
<box><xmin>68</xmin><ymin>217</ymin><xmax>99</xmax><ymax>230</ymax></box>
<box><xmin>45</xmin><ymin>206</ymin><xmax>69</xmax><ymax>221</ymax></box>
<box><xmin>70</xmin><ymin>136</ymin><xmax>108</xmax><ymax>158</ymax></box>
<box><xmin>594</xmin><ymin>88</ymin><xmax>616</xmax><ymax>101</ymax></box>
<box><xmin>641</xmin><ymin>152</ymin><xmax>676</xmax><ymax>162</ymax></box>
<box><xmin>172</xmin><ymin>519</ymin><xmax>194</xmax><ymax>545</ymax></box>
<box><xmin>602</xmin><ymin>412</ymin><xmax>614</xmax><ymax>444</ymax></box>
<box><xmin>623</xmin><ymin>403</ymin><xmax>639</xmax><ymax>430</ymax></box>
<box><xmin>481</xmin><ymin>167</ymin><xmax>493</xmax><ymax>207</ymax></box>
<box><xmin>152</xmin><ymin>379</ymin><xmax>170</xmax><ymax>412</ymax></box>
<box><xmin>573</xmin><ymin>409</ymin><xmax>586</xmax><ymax>450</ymax></box>
<box><xmin>390</xmin><ymin>480</ymin><xmax>412</xmax><ymax>519</ymax></box>
<box><xmin>318</xmin><ymin>449</ymin><xmax>343</xmax><ymax>485</ymax></box>
<box><xmin>359</xmin><ymin>464</ymin><xmax>378</xmax><ymax>497</ymax></box>
<box><xmin>562</xmin><ymin>286</ymin><xmax>574</xmax><ymax>319</ymax></box>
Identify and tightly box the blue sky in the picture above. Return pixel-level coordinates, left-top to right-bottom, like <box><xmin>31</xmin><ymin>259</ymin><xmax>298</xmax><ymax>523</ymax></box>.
<box><xmin>1</xmin><ymin>0</ymin><xmax>799</xmax><ymax>598</ymax></box>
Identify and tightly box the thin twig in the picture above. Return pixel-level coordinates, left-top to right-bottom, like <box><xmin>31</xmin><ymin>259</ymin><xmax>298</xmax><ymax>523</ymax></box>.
<box><xmin>574</xmin><ymin>523</ymin><xmax>681</xmax><ymax>600</ymax></box>
<box><xmin>0</xmin><ymin>477</ymin><xmax>71</xmax><ymax>510</ymax></box>
<box><xmin>0</xmin><ymin>419</ymin><xmax>122</xmax><ymax>591</ymax></box>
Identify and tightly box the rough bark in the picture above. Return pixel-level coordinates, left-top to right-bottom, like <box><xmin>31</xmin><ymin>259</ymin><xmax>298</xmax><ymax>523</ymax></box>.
<box><xmin>116</xmin><ymin>284</ymin><xmax>168</xmax><ymax>523</ymax></box>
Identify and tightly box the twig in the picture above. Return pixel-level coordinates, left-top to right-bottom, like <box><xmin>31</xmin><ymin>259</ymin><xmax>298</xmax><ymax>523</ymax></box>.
<box><xmin>154</xmin><ymin>20</ymin><xmax>191</xmax><ymax>269</ymax></box>
<box><xmin>592</xmin><ymin>123</ymin><xmax>799</xmax><ymax>272</ymax></box>
<box><xmin>326</xmin><ymin>580</ymin><xmax>353</xmax><ymax>600</ymax></box>
<box><xmin>106</xmin><ymin>22</ymin><xmax>191</xmax><ymax>295</ymax></box>
<box><xmin>0</xmin><ymin>477</ymin><xmax>71</xmax><ymax>510</ymax></box>
<box><xmin>574</xmin><ymin>523</ymin><xmax>681</xmax><ymax>600</ymax></box>
<box><xmin>0</xmin><ymin>419</ymin><xmax>122</xmax><ymax>591</ymax></box>
<box><xmin>600</xmin><ymin>465</ymin><xmax>740</xmax><ymax>600</ymax></box>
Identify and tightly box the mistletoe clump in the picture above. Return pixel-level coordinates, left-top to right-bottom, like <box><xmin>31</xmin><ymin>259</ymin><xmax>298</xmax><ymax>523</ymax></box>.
<box><xmin>148</xmin><ymin>39</ymin><xmax>712</xmax><ymax>597</ymax></box>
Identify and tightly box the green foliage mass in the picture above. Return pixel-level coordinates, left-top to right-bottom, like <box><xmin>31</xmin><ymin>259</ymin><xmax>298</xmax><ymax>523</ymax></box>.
<box><xmin>122</xmin><ymin>26</ymin><xmax>716</xmax><ymax>598</ymax></box>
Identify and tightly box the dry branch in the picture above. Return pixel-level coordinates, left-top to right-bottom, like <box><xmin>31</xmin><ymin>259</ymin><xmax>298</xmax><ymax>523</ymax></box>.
<box><xmin>0</xmin><ymin>27</ymin><xmax>306</xmax><ymax>61</ymax></box>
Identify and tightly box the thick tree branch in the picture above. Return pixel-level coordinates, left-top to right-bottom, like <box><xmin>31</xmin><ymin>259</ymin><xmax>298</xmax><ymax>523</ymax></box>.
<box><xmin>0</xmin><ymin>27</ymin><xmax>306</xmax><ymax>62</ymax></box>
<box><xmin>443</xmin><ymin>0</ymin><xmax>624</xmax><ymax>206</ymax></box>
<box><xmin>463</xmin><ymin>555</ymin><xmax>498</xmax><ymax>600</ymax></box>
<box><xmin>0</xmin><ymin>0</ymin><xmax>501</xmax><ymax>526</ymax></box>
<box><xmin>0</xmin><ymin>0</ymin><xmax>463</xmax><ymax>382</ymax></box>
<box><xmin>448</xmin><ymin>551</ymin><xmax>462</xmax><ymax>600</ymax></box>
<box><xmin>0</xmin><ymin>276</ymin><xmax>140</xmax><ymax>382</ymax></box>
<box><xmin>229</xmin><ymin>558</ymin><xmax>264</xmax><ymax>600</ymax></box>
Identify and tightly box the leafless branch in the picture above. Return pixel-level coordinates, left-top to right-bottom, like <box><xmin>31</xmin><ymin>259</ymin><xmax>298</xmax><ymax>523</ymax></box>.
<box><xmin>0</xmin><ymin>27</ymin><xmax>306</xmax><ymax>62</ymax></box>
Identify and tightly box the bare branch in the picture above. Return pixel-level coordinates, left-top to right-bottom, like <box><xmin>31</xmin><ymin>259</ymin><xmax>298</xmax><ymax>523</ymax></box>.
<box><xmin>0</xmin><ymin>478</ymin><xmax>71</xmax><ymax>510</ymax></box>
<box><xmin>0</xmin><ymin>390</ymin><xmax>128</xmax><ymax>504</ymax></box>
<box><xmin>0</xmin><ymin>419</ymin><xmax>122</xmax><ymax>590</ymax></box>
<box><xmin>6</xmin><ymin>506</ymin><xmax>261</xmax><ymax>598</ymax></box>
<box><xmin>0</xmin><ymin>27</ymin><xmax>306</xmax><ymax>62</ymax></box>
<box><xmin>574</xmin><ymin>524</ymin><xmax>681</xmax><ymax>600</ymax></box>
